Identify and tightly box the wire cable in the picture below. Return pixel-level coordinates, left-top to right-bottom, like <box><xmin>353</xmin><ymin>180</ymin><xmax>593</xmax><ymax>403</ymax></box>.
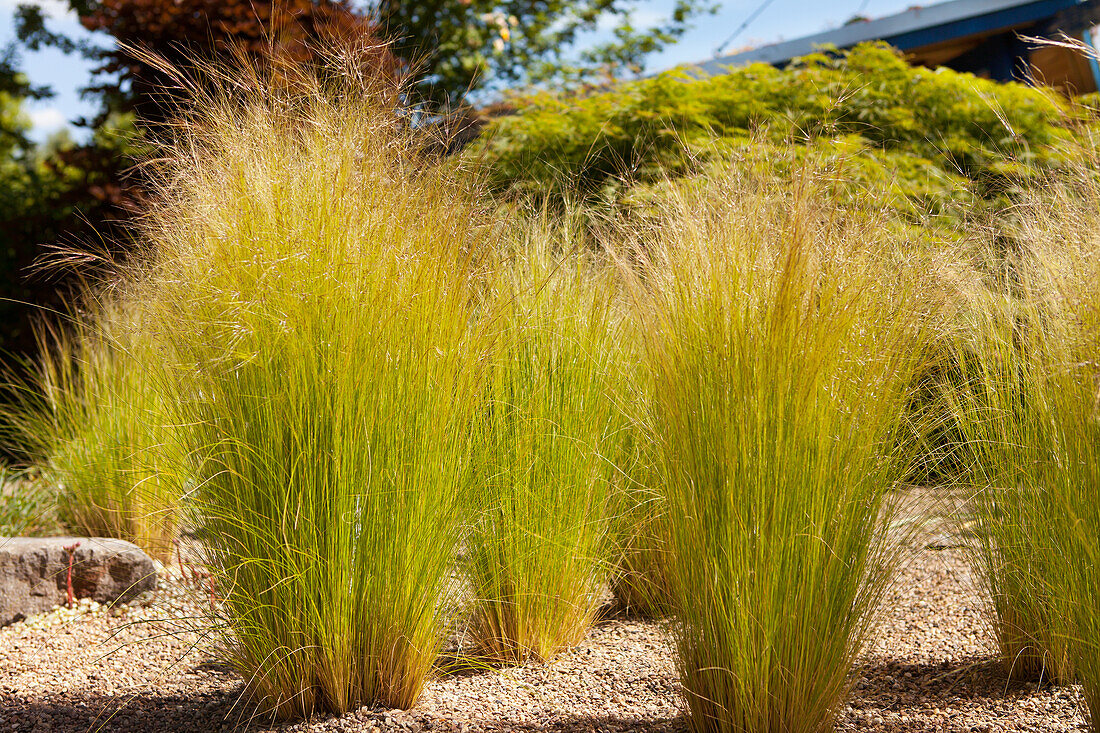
<box><xmin>713</xmin><ymin>0</ymin><xmax>781</xmax><ymax>57</ymax></box>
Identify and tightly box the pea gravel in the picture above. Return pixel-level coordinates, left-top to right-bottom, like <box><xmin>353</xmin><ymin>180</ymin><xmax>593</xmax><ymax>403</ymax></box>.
<box><xmin>0</xmin><ymin>546</ymin><xmax>1088</xmax><ymax>732</ymax></box>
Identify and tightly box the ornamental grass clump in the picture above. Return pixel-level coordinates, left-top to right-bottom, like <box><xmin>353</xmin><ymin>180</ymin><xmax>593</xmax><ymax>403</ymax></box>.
<box><xmin>946</xmin><ymin>156</ymin><xmax>1100</xmax><ymax>691</ymax></box>
<box><xmin>0</xmin><ymin>305</ymin><xmax>179</xmax><ymax>561</ymax></box>
<box><xmin>465</xmin><ymin>223</ymin><xmax>626</xmax><ymax>663</ymax></box>
<box><xmin>636</xmin><ymin>174</ymin><xmax>935</xmax><ymax>733</ymax></box>
<box><xmin>126</xmin><ymin>49</ymin><xmax>490</xmax><ymax>718</ymax></box>
<box><xmin>944</xmin><ymin>266</ymin><xmax>1072</xmax><ymax>682</ymax></box>
<box><xmin>1021</xmin><ymin>172</ymin><xmax>1100</xmax><ymax>728</ymax></box>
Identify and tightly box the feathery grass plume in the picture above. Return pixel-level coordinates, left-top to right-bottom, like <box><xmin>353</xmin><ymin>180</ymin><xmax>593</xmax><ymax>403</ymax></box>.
<box><xmin>0</xmin><ymin>303</ymin><xmax>179</xmax><ymax>560</ymax></box>
<box><xmin>465</xmin><ymin>216</ymin><xmax>627</xmax><ymax>663</ymax></box>
<box><xmin>944</xmin><ymin>270</ymin><xmax>1072</xmax><ymax>682</ymax></box>
<box><xmin>633</xmin><ymin>171</ymin><xmax>936</xmax><ymax>733</ymax></box>
<box><xmin>124</xmin><ymin>44</ymin><xmax>490</xmax><ymax>718</ymax></box>
<box><xmin>1007</xmin><ymin>48</ymin><xmax>1100</xmax><ymax>723</ymax></box>
<box><xmin>946</xmin><ymin>145</ymin><xmax>1100</xmax><ymax>690</ymax></box>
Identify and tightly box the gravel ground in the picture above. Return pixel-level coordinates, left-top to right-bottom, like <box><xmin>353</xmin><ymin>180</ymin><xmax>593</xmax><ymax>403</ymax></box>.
<box><xmin>0</xmin><ymin>544</ymin><xmax>1088</xmax><ymax>733</ymax></box>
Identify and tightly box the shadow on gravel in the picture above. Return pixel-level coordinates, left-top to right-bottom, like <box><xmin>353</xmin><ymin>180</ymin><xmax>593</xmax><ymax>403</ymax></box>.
<box><xmin>851</xmin><ymin>655</ymin><xmax>1062</xmax><ymax>708</ymax></box>
<box><xmin>21</xmin><ymin>656</ymin><xmax>1054</xmax><ymax>733</ymax></box>
<box><xmin>858</xmin><ymin>651</ymin><xmax>1047</xmax><ymax>695</ymax></box>
<box><xmin>0</xmin><ymin>689</ymin><xmax>688</xmax><ymax>733</ymax></box>
<box><xmin>0</xmin><ymin>688</ymin><xmax>262</xmax><ymax>733</ymax></box>
<box><xmin>432</xmin><ymin>654</ymin><xmax>500</xmax><ymax>681</ymax></box>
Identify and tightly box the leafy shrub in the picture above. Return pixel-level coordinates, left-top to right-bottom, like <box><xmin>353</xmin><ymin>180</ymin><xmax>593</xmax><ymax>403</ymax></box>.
<box><xmin>471</xmin><ymin>43</ymin><xmax>1081</xmax><ymax>228</ymax></box>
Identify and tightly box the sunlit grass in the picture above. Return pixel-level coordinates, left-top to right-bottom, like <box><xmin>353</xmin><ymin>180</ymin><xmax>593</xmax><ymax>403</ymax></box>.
<box><xmin>123</xmin><ymin>48</ymin><xmax>492</xmax><ymax>717</ymax></box>
<box><xmin>944</xmin><ymin>277</ymin><xmax>1072</xmax><ymax>682</ymax></box>
<box><xmin>945</xmin><ymin>157</ymin><xmax>1100</xmax><ymax>691</ymax></box>
<box><xmin>634</xmin><ymin>173</ymin><xmax>936</xmax><ymax>733</ymax></box>
<box><xmin>0</xmin><ymin>305</ymin><xmax>179</xmax><ymax>559</ymax></box>
<box><xmin>465</xmin><ymin>220</ymin><xmax>626</xmax><ymax>662</ymax></box>
<box><xmin>1021</xmin><ymin>170</ymin><xmax>1100</xmax><ymax>727</ymax></box>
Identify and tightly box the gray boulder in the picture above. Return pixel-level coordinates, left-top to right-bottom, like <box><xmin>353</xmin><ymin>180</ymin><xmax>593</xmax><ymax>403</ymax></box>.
<box><xmin>0</xmin><ymin>537</ymin><xmax>157</xmax><ymax>626</ymax></box>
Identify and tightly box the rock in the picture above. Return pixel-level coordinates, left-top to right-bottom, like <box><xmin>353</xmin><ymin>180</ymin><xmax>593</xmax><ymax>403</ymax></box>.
<box><xmin>0</xmin><ymin>536</ymin><xmax>157</xmax><ymax>626</ymax></box>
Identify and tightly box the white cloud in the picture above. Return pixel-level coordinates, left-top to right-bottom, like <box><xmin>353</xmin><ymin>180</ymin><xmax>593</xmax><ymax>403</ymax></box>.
<box><xmin>28</xmin><ymin>106</ymin><xmax>68</xmax><ymax>133</ymax></box>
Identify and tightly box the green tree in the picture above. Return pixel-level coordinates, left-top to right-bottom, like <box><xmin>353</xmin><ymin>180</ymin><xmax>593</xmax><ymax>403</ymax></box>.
<box><xmin>0</xmin><ymin>45</ymin><xmax>144</xmax><ymax>356</ymax></box>
<box><xmin>373</xmin><ymin>0</ymin><xmax>715</xmax><ymax>108</ymax></box>
<box><xmin>0</xmin><ymin>50</ymin><xmax>58</xmax><ymax>356</ymax></box>
<box><xmin>0</xmin><ymin>44</ymin><xmax>46</xmax><ymax>155</ymax></box>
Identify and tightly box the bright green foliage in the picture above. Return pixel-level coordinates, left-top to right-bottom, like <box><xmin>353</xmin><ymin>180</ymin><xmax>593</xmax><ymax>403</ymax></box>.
<box><xmin>130</xmin><ymin>55</ymin><xmax>491</xmax><ymax>717</ymax></box>
<box><xmin>466</xmin><ymin>224</ymin><xmax>625</xmax><ymax>662</ymax></box>
<box><xmin>0</xmin><ymin>94</ymin><xmax>29</xmax><ymax>162</ymax></box>
<box><xmin>637</xmin><ymin>174</ymin><xmax>934</xmax><ymax>733</ymax></box>
<box><xmin>472</xmin><ymin>43</ymin><xmax>1078</xmax><ymax>225</ymax></box>
<box><xmin>0</xmin><ymin>306</ymin><xmax>180</xmax><ymax>560</ymax></box>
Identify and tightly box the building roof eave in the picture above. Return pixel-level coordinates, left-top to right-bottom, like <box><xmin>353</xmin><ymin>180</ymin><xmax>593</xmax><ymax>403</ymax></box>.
<box><xmin>697</xmin><ymin>0</ymin><xmax>1092</xmax><ymax>74</ymax></box>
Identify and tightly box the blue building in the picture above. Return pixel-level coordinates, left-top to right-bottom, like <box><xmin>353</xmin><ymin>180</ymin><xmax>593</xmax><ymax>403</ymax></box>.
<box><xmin>700</xmin><ymin>0</ymin><xmax>1100</xmax><ymax>94</ymax></box>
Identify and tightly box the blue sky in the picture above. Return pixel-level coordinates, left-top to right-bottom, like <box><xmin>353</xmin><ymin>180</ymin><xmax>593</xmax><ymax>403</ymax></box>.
<box><xmin>2</xmin><ymin>0</ymin><xmax>920</xmax><ymax>142</ymax></box>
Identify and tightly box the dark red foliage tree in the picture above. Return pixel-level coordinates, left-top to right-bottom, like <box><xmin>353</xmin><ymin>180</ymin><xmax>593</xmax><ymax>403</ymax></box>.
<box><xmin>2</xmin><ymin>1</ymin><xmax>386</xmax><ymax>359</ymax></box>
<box><xmin>18</xmin><ymin>0</ymin><xmax>383</xmax><ymax>124</ymax></box>
<box><xmin>77</xmin><ymin>0</ymin><xmax>382</xmax><ymax>125</ymax></box>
